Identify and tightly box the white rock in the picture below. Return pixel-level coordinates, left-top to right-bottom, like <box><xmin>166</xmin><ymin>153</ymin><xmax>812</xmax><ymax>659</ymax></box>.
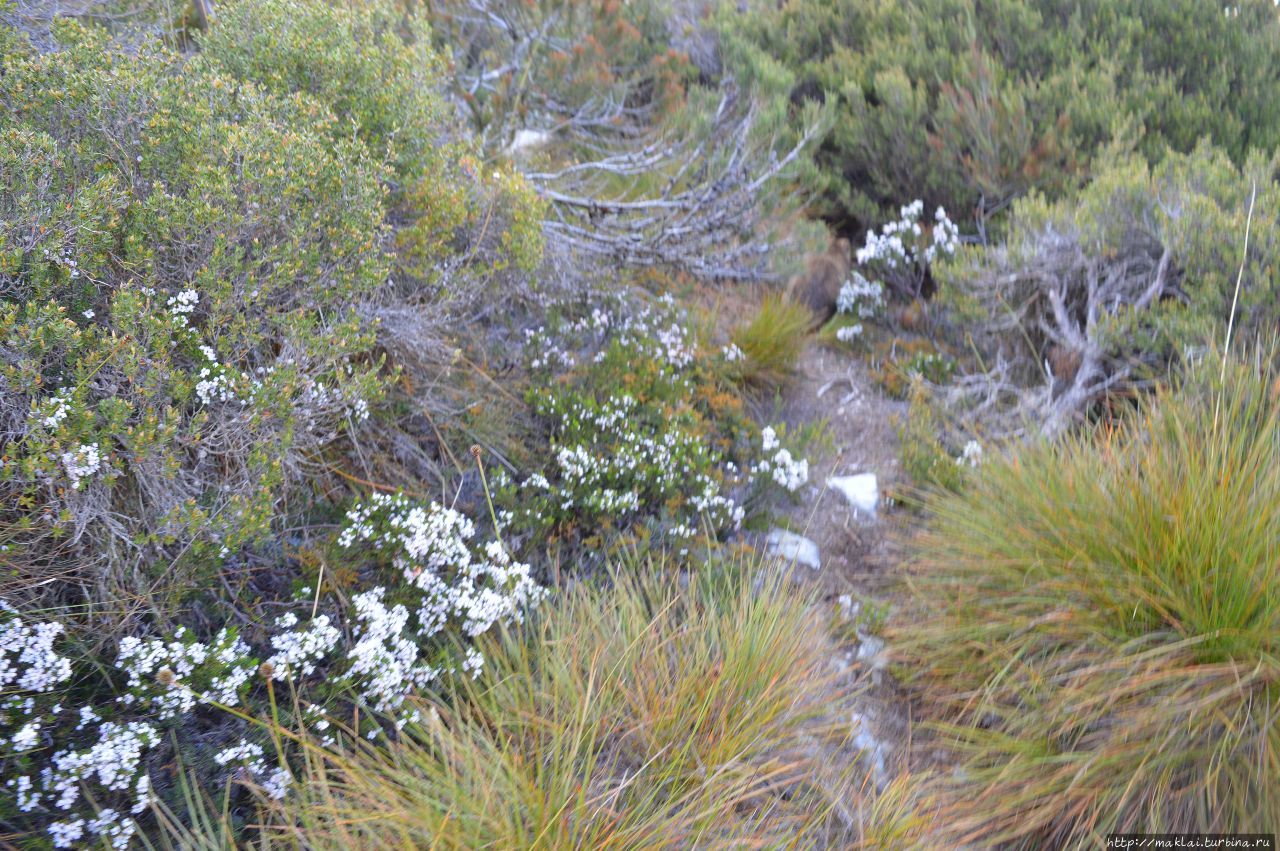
<box><xmin>504</xmin><ymin>129</ymin><xmax>552</xmax><ymax>157</ymax></box>
<box><xmin>856</xmin><ymin>633</ymin><xmax>886</xmax><ymax>669</ymax></box>
<box><xmin>764</xmin><ymin>529</ymin><xmax>821</xmax><ymax>570</ymax></box>
<box><xmin>851</xmin><ymin>711</ymin><xmax>890</xmax><ymax>789</ymax></box>
<box><xmin>828</xmin><ymin>473</ymin><xmax>879</xmax><ymax>517</ymax></box>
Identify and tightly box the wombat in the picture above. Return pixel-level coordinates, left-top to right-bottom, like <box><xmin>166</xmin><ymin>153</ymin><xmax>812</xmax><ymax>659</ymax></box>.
<box><xmin>784</xmin><ymin>235</ymin><xmax>852</xmax><ymax>327</ymax></box>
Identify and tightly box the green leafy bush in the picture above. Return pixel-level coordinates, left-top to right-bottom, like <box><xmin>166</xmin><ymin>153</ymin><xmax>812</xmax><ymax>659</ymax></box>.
<box><xmin>721</xmin><ymin>0</ymin><xmax>1280</xmax><ymax>233</ymax></box>
<box><xmin>0</xmin><ymin>21</ymin><xmax>390</xmax><ymax>591</ymax></box>
<box><xmin>0</xmin><ymin>1</ymin><xmax>542</xmax><ymax>613</ymax></box>
<box><xmin>902</xmin><ymin>355</ymin><xmax>1280</xmax><ymax>843</ymax></box>
<box><xmin>896</xmin><ymin>380</ymin><xmax>968</xmax><ymax>497</ymax></box>
<box><xmin>938</xmin><ymin>142</ymin><xmax>1280</xmax><ymax>433</ymax></box>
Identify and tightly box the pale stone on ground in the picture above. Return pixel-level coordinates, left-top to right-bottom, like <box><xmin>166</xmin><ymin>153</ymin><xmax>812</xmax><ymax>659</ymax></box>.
<box><xmin>765</xmin><ymin>528</ymin><xmax>821</xmax><ymax>570</ymax></box>
<box><xmin>827</xmin><ymin>472</ymin><xmax>879</xmax><ymax>518</ymax></box>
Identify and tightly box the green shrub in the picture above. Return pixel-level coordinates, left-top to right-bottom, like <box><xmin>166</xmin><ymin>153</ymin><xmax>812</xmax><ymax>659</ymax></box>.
<box><xmin>720</xmin><ymin>0</ymin><xmax>1280</xmax><ymax>233</ymax></box>
<box><xmin>901</xmin><ymin>355</ymin><xmax>1280</xmax><ymax>844</ymax></box>
<box><xmin>0</xmin><ymin>20</ymin><xmax>391</xmax><ymax>596</ymax></box>
<box><xmin>938</xmin><ymin>142</ymin><xmax>1280</xmax><ymax>433</ymax></box>
<box><xmin>0</xmin><ymin>1</ymin><xmax>542</xmax><ymax>614</ymax></box>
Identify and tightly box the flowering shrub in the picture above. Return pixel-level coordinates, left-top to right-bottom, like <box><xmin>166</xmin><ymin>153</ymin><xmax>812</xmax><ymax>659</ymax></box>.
<box><xmin>855</xmin><ymin>201</ymin><xmax>961</xmax><ymax>300</ymax></box>
<box><xmin>833</xmin><ymin>272</ymin><xmax>887</xmax><ymax>342</ymax></box>
<box><xmin>337</xmin><ymin>492</ymin><xmax>545</xmax><ymax>715</ymax></box>
<box><xmin>501</xmin><ymin>294</ymin><xmax>809</xmax><ymax>559</ymax></box>
<box><xmin>0</xmin><ymin>486</ymin><xmax>546</xmax><ymax>845</ymax></box>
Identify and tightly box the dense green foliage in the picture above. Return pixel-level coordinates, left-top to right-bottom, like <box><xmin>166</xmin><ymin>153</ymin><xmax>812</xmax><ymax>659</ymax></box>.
<box><xmin>722</xmin><ymin>0</ymin><xmax>1280</xmax><ymax>234</ymax></box>
<box><xmin>6</xmin><ymin>0</ymin><xmax>1280</xmax><ymax>846</ymax></box>
<box><xmin>0</xmin><ymin>0</ymin><xmax>540</xmax><ymax>611</ymax></box>
<box><xmin>903</xmin><ymin>356</ymin><xmax>1280</xmax><ymax>843</ymax></box>
<box><xmin>935</xmin><ymin>142</ymin><xmax>1280</xmax><ymax>430</ymax></box>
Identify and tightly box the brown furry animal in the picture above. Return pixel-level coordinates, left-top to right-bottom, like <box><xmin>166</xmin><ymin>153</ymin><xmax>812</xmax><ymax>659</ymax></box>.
<box><xmin>785</xmin><ymin>235</ymin><xmax>851</xmax><ymax>327</ymax></box>
<box><xmin>891</xmin><ymin>299</ymin><xmax>928</xmax><ymax>332</ymax></box>
<box><xmin>1046</xmin><ymin>343</ymin><xmax>1083</xmax><ymax>387</ymax></box>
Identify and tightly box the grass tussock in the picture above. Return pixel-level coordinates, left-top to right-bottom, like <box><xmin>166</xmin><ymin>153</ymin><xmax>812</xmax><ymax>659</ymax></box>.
<box><xmin>261</xmin><ymin>560</ymin><xmax>858</xmax><ymax>849</ymax></box>
<box><xmin>900</xmin><ymin>355</ymin><xmax>1280</xmax><ymax>846</ymax></box>
<box><xmin>728</xmin><ymin>293</ymin><xmax>812</xmax><ymax>392</ymax></box>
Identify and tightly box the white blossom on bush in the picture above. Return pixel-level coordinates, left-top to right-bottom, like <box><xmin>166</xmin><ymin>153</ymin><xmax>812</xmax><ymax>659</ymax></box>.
<box><xmin>38</xmin><ymin>392</ymin><xmax>71</xmax><ymax>430</ymax></box>
<box><xmin>1</xmin><ymin>605</ymin><xmax>73</xmax><ymax>695</ymax></box>
<box><xmin>837</xmin><ymin>272</ymin><xmax>884</xmax><ymax>319</ymax></box>
<box><xmin>339</xmin><ymin>492</ymin><xmax>546</xmax><ymax>715</ymax></box>
<box><xmin>855</xmin><ymin>200</ymin><xmax>961</xmax><ymax>298</ymax></box>
<box><xmin>264</xmin><ymin>614</ymin><xmax>341</xmax><ymax>680</ymax></box>
<box><xmin>116</xmin><ymin>627</ymin><xmax>256</xmax><ymax>720</ymax></box>
<box><xmin>60</xmin><ymin>443</ymin><xmax>102</xmax><ymax>490</ymax></box>
<box><xmin>753</xmin><ymin>427</ymin><xmax>809</xmax><ymax>492</ymax></box>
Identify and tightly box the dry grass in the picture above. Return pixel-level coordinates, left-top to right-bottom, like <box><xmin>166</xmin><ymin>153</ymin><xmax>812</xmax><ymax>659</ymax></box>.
<box><xmin>243</xmin><ymin>557</ymin><xmax>862</xmax><ymax>849</ymax></box>
<box><xmin>899</xmin><ymin>354</ymin><xmax>1280</xmax><ymax>847</ymax></box>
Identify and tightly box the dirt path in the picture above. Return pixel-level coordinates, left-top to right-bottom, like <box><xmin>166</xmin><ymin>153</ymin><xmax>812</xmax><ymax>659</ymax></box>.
<box><xmin>775</xmin><ymin>341</ymin><xmax>909</xmax><ymax>592</ymax></box>
<box><xmin>770</xmin><ymin>338</ymin><xmax>925</xmax><ymax>806</ymax></box>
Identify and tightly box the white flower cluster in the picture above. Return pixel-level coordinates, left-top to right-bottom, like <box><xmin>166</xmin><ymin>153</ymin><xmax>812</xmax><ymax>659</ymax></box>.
<box><xmin>527</xmin><ymin>296</ymin><xmax>698</xmax><ymax>373</ymax></box>
<box><xmin>1</xmin><ymin>604</ymin><xmax>73</xmax><ymax>697</ymax></box>
<box><xmin>195</xmin><ymin>370</ymin><xmax>236</xmax><ymax>405</ymax></box>
<box><xmin>929</xmin><ymin>205</ymin><xmax>961</xmax><ymax>261</ymax></box>
<box><xmin>721</xmin><ymin>342</ymin><xmax>746</xmax><ymax>363</ymax></box>
<box><xmin>347</xmin><ymin>587</ymin><xmax>440</xmax><ymax>715</ymax></box>
<box><xmin>116</xmin><ymin>626</ymin><xmax>256</xmax><ymax>720</ymax></box>
<box><xmin>4</xmin><ymin>522</ymin><xmax>535</xmax><ymax>846</ymax></box>
<box><xmin>166</xmin><ymin>288</ymin><xmax>199</xmax><ymax>328</ymax></box>
<box><xmin>194</xmin><ymin>344</ymin><xmax>251</xmax><ymax>407</ymax></box>
<box><xmin>525</xmin><ymin>325</ymin><xmax>578</xmax><ymax>371</ymax></box>
<box><xmin>752</xmin><ymin>427</ymin><xmax>809</xmax><ymax>492</ymax></box>
<box><xmin>60</xmin><ymin>442</ymin><xmax>102</xmax><ymax>490</ymax></box>
<box><xmin>2</xmin><ymin>598</ymin><xmax>300</xmax><ymax>845</ymax></box>
<box><xmin>339</xmin><ymin>493</ymin><xmax>546</xmax><ymax>716</ymax></box>
<box><xmin>44</xmin><ymin>722</ymin><xmax>159</xmax><ymax>848</ymax></box>
<box><xmin>613</xmin><ymin>295</ymin><xmax>697</xmax><ymax>369</ymax></box>
<box><xmin>214</xmin><ymin>739</ymin><xmax>293</xmax><ymax>801</ymax></box>
<box><xmin>835</xmin><ymin>325</ymin><xmax>864</xmax><ymax>342</ymax></box>
<box><xmin>653</xmin><ymin>322</ymin><xmax>696</xmax><ymax>369</ymax></box>
<box><xmin>855</xmin><ymin>201</ymin><xmax>961</xmax><ymax>291</ymax></box>
<box><xmin>39</xmin><ymin>391</ymin><xmax>71</xmax><ymax>429</ymax></box>
<box><xmin>265</xmin><ymin>613</ymin><xmax>341</xmax><ymax>680</ymax></box>
<box><xmin>837</xmin><ymin>272</ymin><xmax>885</xmax><ymax>319</ymax></box>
